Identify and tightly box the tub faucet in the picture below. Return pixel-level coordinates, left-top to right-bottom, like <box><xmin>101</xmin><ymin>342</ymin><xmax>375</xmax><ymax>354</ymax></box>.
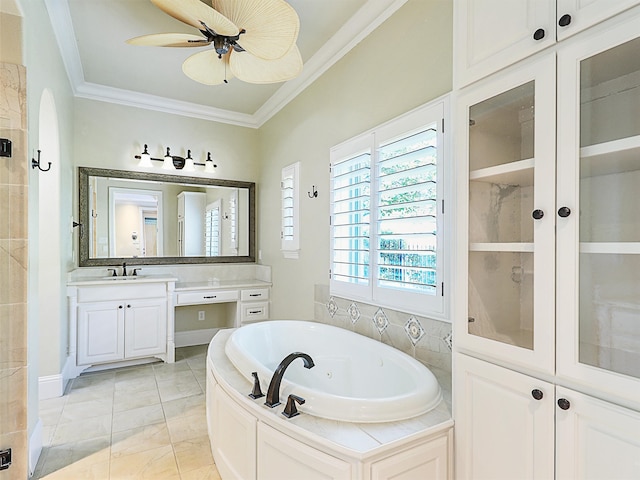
<box><xmin>265</xmin><ymin>352</ymin><xmax>314</xmax><ymax>408</ymax></box>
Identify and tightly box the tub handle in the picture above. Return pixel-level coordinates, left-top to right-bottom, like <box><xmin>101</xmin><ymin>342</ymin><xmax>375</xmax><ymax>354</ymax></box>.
<box><xmin>248</xmin><ymin>372</ymin><xmax>264</xmax><ymax>399</ymax></box>
<box><xmin>282</xmin><ymin>394</ymin><xmax>305</xmax><ymax>418</ymax></box>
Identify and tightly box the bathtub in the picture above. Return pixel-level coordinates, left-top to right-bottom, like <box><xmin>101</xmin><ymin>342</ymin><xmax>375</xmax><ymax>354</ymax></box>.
<box><xmin>224</xmin><ymin>320</ymin><xmax>442</xmax><ymax>423</ymax></box>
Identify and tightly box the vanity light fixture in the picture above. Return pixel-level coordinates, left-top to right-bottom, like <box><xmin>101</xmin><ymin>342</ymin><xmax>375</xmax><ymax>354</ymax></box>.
<box><xmin>134</xmin><ymin>145</ymin><xmax>218</xmax><ymax>173</ymax></box>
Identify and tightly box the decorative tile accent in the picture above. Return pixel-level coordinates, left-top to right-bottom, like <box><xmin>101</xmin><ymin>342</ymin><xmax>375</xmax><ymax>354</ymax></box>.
<box><xmin>347</xmin><ymin>302</ymin><xmax>361</xmax><ymax>324</ymax></box>
<box><xmin>404</xmin><ymin>316</ymin><xmax>425</xmax><ymax>346</ymax></box>
<box><xmin>326</xmin><ymin>297</ymin><xmax>338</xmax><ymax>318</ymax></box>
<box><xmin>443</xmin><ymin>331</ymin><xmax>453</xmax><ymax>351</ymax></box>
<box><xmin>372</xmin><ymin>308</ymin><xmax>389</xmax><ymax>334</ymax></box>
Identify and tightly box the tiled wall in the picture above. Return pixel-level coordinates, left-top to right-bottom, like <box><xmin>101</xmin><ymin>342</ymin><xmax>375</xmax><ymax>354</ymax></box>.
<box><xmin>313</xmin><ymin>284</ymin><xmax>452</xmax><ymax>373</ymax></box>
<box><xmin>0</xmin><ymin>62</ymin><xmax>28</xmax><ymax>479</ymax></box>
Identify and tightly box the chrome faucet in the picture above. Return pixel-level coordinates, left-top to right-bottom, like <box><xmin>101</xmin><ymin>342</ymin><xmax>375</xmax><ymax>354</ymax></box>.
<box><xmin>265</xmin><ymin>352</ymin><xmax>314</xmax><ymax>408</ymax></box>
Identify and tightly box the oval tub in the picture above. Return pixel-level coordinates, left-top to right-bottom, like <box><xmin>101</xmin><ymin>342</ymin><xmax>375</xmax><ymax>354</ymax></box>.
<box><xmin>224</xmin><ymin>320</ymin><xmax>442</xmax><ymax>423</ymax></box>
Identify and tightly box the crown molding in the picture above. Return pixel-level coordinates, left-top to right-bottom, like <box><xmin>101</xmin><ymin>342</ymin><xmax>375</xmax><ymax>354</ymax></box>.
<box><xmin>46</xmin><ymin>0</ymin><xmax>407</xmax><ymax>129</ymax></box>
<box><xmin>75</xmin><ymin>82</ymin><xmax>257</xmax><ymax>127</ymax></box>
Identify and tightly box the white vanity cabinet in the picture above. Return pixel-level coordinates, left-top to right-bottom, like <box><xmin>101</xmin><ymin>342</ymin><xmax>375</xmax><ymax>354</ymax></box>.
<box><xmin>77</xmin><ymin>297</ymin><xmax>167</xmax><ymax>365</ymax></box>
<box><xmin>69</xmin><ymin>279</ymin><xmax>174</xmax><ymax>373</ymax></box>
<box><xmin>454</xmin><ymin>0</ymin><xmax>640</xmax><ymax>87</ymax></box>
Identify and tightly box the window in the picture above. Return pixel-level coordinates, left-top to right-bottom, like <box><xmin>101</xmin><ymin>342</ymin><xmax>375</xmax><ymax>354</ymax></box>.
<box><xmin>281</xmin><ymin>162</ymin><xmax>300</xmax><ymax>258</ymax></box>
<box><xmin>330</xmin><ymin>99</ymin><xmax>448</xmax><ymax>318</ymax></box>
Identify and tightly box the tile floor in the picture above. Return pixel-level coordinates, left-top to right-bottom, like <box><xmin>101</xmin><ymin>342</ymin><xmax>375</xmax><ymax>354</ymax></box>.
<box><xmin>34</xmin><ymin>345</ymin><xmax>221</xmax><ymax>479</ymax></box>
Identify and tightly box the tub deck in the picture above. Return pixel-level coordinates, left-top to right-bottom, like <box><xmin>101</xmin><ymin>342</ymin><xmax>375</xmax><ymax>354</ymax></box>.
<box><xmin>208</xmin><ymin>328</ymin><xmax>452</xmax><ymax>459</ymax></box>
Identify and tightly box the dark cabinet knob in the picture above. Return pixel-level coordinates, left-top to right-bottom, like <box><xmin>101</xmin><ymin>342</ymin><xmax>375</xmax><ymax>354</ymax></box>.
<box><xmin>533</xmin><ymin>28</ymin><xmax>545</xmax><ymax>40</ymax></box>
<box><xmin>558</xmin><ymin>398</ymin><xmax>571</xmax><ymax>410</ymax></box>
<box><xmin>118</xmin><ymin>305</ymin><xmax>123</xmax><ymax>309</ymax></box>
<box><xmin>558</xmin><ymin>207</ymin><xmax>571</xmax><ymax>218</ymax></box>
<box><xmin>531</xmin><ymin>389</ymin><xmax>544</xmax><ymax>400</ymax></box>
<box><xmin>127</xmin><ymin>304</ymin><xmax>131</xmax><ymax>308</ymax></box>
<box><xmin>532</xmin><ymin>209</ymin><xmax>544</xmax><ymax>220</ymax></box>
<box><xmin>558</xmin><ymin>14</ymin><xmax>572</xmax><ymax>27</ymax></box>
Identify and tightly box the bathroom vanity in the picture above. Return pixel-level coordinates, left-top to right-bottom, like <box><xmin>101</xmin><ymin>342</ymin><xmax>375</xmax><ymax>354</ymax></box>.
<box><xmin>67</xmin><ymin>267</ymin><xmax>271</xmax><ymax>377</ymax></box>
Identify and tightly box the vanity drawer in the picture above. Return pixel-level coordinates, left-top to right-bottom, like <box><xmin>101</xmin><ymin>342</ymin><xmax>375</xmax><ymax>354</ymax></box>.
<box><xmin>240</xmin><ymin>302</ymin><xmax>269</xmax><ymax>323</ymax></box>
<box><xmin>176</xmin><ymin>289</ymin><xmax>238</xmax><ymax>306</ymax></box>
<box><xmin>240</xmin><ymin>288</ymin><xmax>270</xmax><ymax>301</ymax></box>
<box><xmin>77</xmin><ymin>284</ymin><xmax>167</xmax><ymax>302</ymax></box>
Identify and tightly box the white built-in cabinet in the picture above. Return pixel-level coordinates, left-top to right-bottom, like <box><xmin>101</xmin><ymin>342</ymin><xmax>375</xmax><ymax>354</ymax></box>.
<box><xmin>177</xmin><ymin>191</ymin><xmax>206</xmax><ymax>256</ymax></box>
<box><xmin>454</xmin><ymin>0</ymin><xmax>640</xmax><ymax>87</ymax></box>
<box><xmin>455</xmin><ymin>5</ymin><xmax>640</xmax><ymax>479</ymax></box>
<box><xmin>456</xmin><ymin>355</ymin><xmax>640</xmax><ymax>480</ymax></box>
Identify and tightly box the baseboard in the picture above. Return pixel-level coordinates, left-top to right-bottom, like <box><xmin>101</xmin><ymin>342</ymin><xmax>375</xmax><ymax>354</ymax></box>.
<box><xmin>29</xmin><ymin>419</ymin><xmax>43</xmax><ymax>476</ymax></box>
<box><xmin>175</xmin><ymin>328</ymin><xmax>219</xmax><ymax>347</ymax></box>
<box><xmin>39</xmin><ymin>355</ymin><xmax>75</xmax><ymax>400</ymax></box>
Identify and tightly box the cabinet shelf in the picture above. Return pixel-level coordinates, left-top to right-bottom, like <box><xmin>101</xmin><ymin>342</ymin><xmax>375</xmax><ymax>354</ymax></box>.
<box><xmin>579</xmin><ymin>242</ymin><xmax>640</xmax><ymax>254</ymax></box>
<box><xmin>469</xmin><ymin>242</ymin><xmax>534</xmax><ymax>253</ymax></box>
<box><xmin>470</xmin><ymin>158</ymin><xmax>535</xmax><ymax>186</ymax></box>
<box><xmin>580</xmin><ymin>135</ymin><xmax>640</xmax><ymax>177</ymax></box>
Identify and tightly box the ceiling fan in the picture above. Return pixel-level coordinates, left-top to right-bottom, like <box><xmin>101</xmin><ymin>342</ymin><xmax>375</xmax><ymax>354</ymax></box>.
<box><xmin>127</xmin><ymin>0</ymin><xmax>303</xmax><ymax>85</ymax></box>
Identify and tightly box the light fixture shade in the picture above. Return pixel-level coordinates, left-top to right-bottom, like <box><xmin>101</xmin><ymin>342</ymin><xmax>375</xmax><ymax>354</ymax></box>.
<box><xmin>204</xmin><ymin>152</ymin><xmax>217</xmax><ymax>173</ymax></box>
<box><xmin>162</xmin><ymin>147</ymin><xmax>175</xmax><ymax>170</ymax></box>
<box><xmin>138</xmin><ymin>144</ymin><xmax>153</xmax><ymax>168</ymax></box>
<box><xmin>184</xmin><ymin>150</ymin><xmax>196</xmax><ymax>172</ymax></box>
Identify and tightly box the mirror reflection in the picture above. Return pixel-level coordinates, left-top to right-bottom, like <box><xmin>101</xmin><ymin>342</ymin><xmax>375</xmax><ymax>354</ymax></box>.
<box><xmin>79</xmin><ymin>167</ymin><xmax>255</xmax><ymax>266</ymax></box>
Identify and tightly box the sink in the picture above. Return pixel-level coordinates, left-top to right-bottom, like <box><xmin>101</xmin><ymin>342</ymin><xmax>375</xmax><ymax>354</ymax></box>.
<box><xmin>101</xmin><ymin>275</ymin><xmax>144</xmax><ymax>280</ymax></box>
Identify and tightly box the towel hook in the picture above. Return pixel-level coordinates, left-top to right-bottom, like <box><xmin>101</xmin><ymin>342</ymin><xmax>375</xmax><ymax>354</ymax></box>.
<box><xmin>308</xmin><ymin>185</ymin><xmax>318</xmax><ymax>198</ymax></box>
<box><xmin>31</xmin><ymin>150</ymin><xmax>52</xmax><ymax>172</ymax></box>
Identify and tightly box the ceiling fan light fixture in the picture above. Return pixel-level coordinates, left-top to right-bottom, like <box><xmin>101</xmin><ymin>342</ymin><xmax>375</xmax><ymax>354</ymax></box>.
<box><xmin>138</xmin><ymin>144</ymin><xmax>153</xmax><ymax>168</ymax></box>
<box><xmin>162</xmin><ymin>147</ymin><xmax>175</xmax><ymax>170</ymax></box>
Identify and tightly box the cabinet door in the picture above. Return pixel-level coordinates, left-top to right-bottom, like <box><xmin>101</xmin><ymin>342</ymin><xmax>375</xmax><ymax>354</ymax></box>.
<box><xmin>454</xmin><ymin>0</ymin><xmax>555</xmax><ymax>87</ymax></box>
<box><xmin>77</xmin><ymin>301</ymin><xmax>125</xmax><ymax>365</ymax></box>
<box><xmin>257</xmin><ymin>423</ymin><xmax>352</xmax><ymax>480</ymax></box>
<box><xmin>556</xmin><ymin>387</ymin><xmax>640</xmax><ymax>480</ymax></box>
<box><xmin>124</xmin><ymin>298</ymin><xmax>167</xmax><ymax>358</ymax></box>
<box><xmin>455</xmin><ymin>55</ymin><xmax>556</xmax><ymax>374</ymax></box>
<box><xmin>370</xmin><ymin>432</ymin><xmax>451</xmax><ymax>480</ymax></box>
<box><xmin>556</xmin><ymin>11</ymin><xmax>640</xmax><ymax>408</ymax></box>
<box><xmin>211</xmin><ymin>384</ymin><xmax>257</xmax><ymax>480</ymax></box>
<box><xmin>556</xmin><ymin>0</ymin><xmax>640</xmax><ymax>41</ymax></box>
<box><xmin>454</xmin><ymin>354</ymin><xmax>554</xmax><ymax>480</ymax></box>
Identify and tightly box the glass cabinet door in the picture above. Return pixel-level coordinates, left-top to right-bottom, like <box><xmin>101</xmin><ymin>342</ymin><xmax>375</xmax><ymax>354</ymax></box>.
<box><xmin>456</xmin><ymin>55</ymin><xmax>556</xmax><ymax>374</ymax></box>
<box><xmin>557</xmin><ymin>19</ymin><xmax>640</xmax><ymax>402</ymax></box>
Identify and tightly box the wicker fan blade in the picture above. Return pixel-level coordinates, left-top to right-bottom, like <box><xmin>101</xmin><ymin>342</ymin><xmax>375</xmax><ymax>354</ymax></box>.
<box><xmin>151</xmin><ymin>0</ymin><xmax>239</xmax><ymax>36</ymax></box>
<box><xmin>230</xmin><ymin>45</ymin><xmax>302</xmax><ymax>84</ymax></box>
<box><xmin>126</xmin><ymin>33</ymin><xmax>210</xmax><ymax>47</ymax></box>
<box><xmin>183</xmin><ymin>50</ymin><xmax>234</xmax><ymax>85</ymax></box>
<box><xmin>212</xmin><ymin>0</ymin><xmax>299</xmax><ymax>60</ymax></box>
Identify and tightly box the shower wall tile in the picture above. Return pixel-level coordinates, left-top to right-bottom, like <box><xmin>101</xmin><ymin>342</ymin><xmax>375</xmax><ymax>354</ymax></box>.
<box><xmin>0</xmin><ymin>128</ymin><xmax>27</xmax><ymax>186</ymax></box>
<box><xmin>0</xmin><ymin>61</ymin><xmax>28</xmax><ymax>479</ymax></box>
<box><xmin>0</xmin><ymin>63</ymin><xmax>26</xmax><ymax>129</ymax></box>
<box><xmin>315</xmin><ymin>284</ymin><xmax>452</xmax><ymax>373</ymax></box>
<box><xmin>0</xmin><ymin>303</ymin><xmax>27</xmax><ymax>368</ymax></box>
